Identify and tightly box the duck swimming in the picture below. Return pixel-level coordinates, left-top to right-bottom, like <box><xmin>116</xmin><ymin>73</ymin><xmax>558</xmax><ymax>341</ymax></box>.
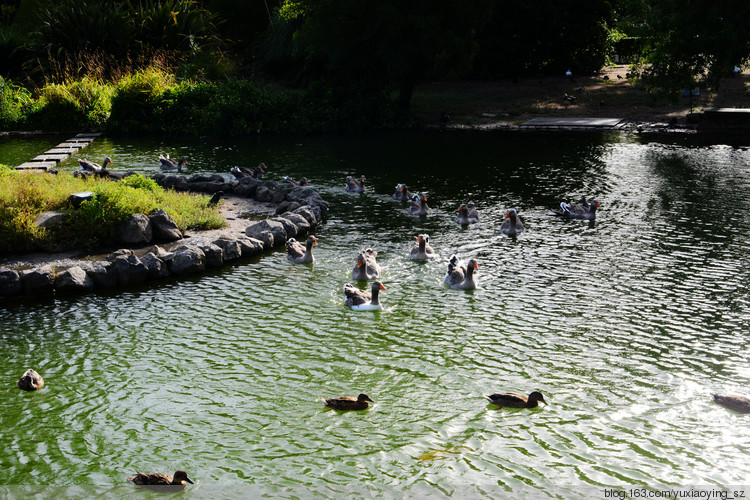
<box><xmin>712</xmin><ymin>393</ymin><xmax>750</xmax><ymax>413</ymax></box>
<box><xmin>345</xmin><ymin>175</ymin><xmax>366</xmax><ymax>193</ymax></box>
<box><xmin>286</xmin><ymin>235</ymin><xmax>317</xmax><ymax>263</ymax></box>
<box><xmin>158</xmin><ymin>154</ymin><xmax>187</xmax><ymax>171</ymax></box>
<box><xmin>484</xmin><ymin>391</ymin><xmax>547</xmax><ymax>408</ymax></box>
<box><xmin>444</xmin><ymin>255</ymin><xmax>478</xmax><ymax>290</ymax></box>
<box><xmin>321</xmin><ymin>393</ymin><xmax>374</xmax><ymax>411</ymax></box>
<box><xmin>17</xmin><ymin>369</ymin><xmax>44</xmax><ymax>391</ymax></box>
<box><xmin>500</xmin><ymin>209</ymin><xmax>525</xmax><ymax>235</ymax></box>
<box><xmin>409</xmin><ymin>234</ymin><xmax>435</xmax><ymax>261</ymax></box>
<box><xmin>393</xmin><ymin>183</ymin><xmax>413</xmax><ymax>201</ymax></box>
<box><xmin>344</xmin><ymin>281</ymin><xmax>386</xmax><ymax>311</ymax></box>
<box><xmin>550</xmin><ymin>199</ymin><xmax>600</xmax><ymax>220</ymax></box>
<box><xmin>351</xmin><ymin>248</ymin><xmax>381</xmax><ymax>280</ymax></box>
<box><xmin>455</xmin><ymin>203</ymin><xmax>479</xmax><ymax>224</ymax></box>
<box><xmin>409</xmin><ymin>193</ymin><xmax>430</xmax><ymax>216</ymax></box>
<box><xmin>128</xmin><ymin>470</ymin><xmax>194</xmax><ymax>486</ymax></box>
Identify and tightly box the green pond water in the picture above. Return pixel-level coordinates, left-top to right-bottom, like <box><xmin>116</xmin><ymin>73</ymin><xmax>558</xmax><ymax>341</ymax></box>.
<box><xmin>2</xmin><ymin>130</ymin><xmax>750</xmax><ymax>498</ymax></box>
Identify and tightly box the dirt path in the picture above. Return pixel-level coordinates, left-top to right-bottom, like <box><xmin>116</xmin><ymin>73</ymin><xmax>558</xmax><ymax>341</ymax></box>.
<box><xmin>411</xmin><ymin>65</ymin><xmax>750</xmax><ymax>128</ymax></box>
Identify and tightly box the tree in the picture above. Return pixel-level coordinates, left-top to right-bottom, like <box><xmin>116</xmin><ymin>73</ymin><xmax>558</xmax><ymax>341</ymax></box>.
<box><xmin>275</xmin><ymin>0</ymin><xmax>493</xmax><ymax>109</ymax></box>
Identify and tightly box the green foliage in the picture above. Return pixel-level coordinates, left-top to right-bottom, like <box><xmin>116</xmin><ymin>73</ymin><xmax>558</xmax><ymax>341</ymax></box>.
<box><xmin>24</xmin><ymin>77</ymin><xmax>113</xmax><ymax>131</ymax></box>
<box><xmin>0</xmin><ymin>75</ymin><xmax>33</xmax><ymax>128</ymax></box>
<box><xmin>0</xmin><ymin>171</ymin><xmax>224</xmax><ymax>254</ymax></box>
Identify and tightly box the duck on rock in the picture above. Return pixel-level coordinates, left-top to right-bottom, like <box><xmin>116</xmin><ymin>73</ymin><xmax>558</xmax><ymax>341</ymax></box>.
<box><xmin>409</xmin><ymin>193</ymin><xmax>430</xmax><ymax>216</ymax></box>
<box><xmin>286</xmin><ymin>235</ymin><xmax>317</xmax><ymax>264</ymax></box>
<box><xmin>78</xmin><ymin>156</ymin><xmax>112</xmax><ymax>175</ymax></box>
<box><xmin>345</xmin><ymin>175</ymin><xmax>366</xmax><ymax>193</ymax></box>
<box><xmin>392</xmin><ymin>183</ymin><xmax>413</xmax><ymax>201</ymax></box>
<box><xmin>444</xmin><ymin>255</ymin><xmax>478</xmax><ymax>290</ymax></box>
<box><xmin>500</xmin><ymin>208</ymin><xmax>525</xmax><ymax>235</ymax></box>
<box><xmin>550</xmin><ymin>199</ymin><xmax>600</xmax><ymax>220</ymax></box>
<box><xmin>158</xmin><ymin>154</ymin><xmax>187</xmax><ymax>172</ymax></box>
<box><xmin>456</xmin><ymin>203</ymin><xmax>480</xmax><ymax>224</ymax></box>
<box><xmin>351</xmin><ymin>248</ymin><xmax>381</xmax><ymax>280</ymax></box>
<box><xmin>484</xmin><ymin>391</ymin><xmax>547</xmax><ymax>409</ymax></box>
<box><xmin>344</xmin><ymin>281</ymin><xmax>387</xmax><ymax>311</ymax></box>
<box><xmin>321</xmin><ymin>393</ymin><xmax>374</xmax><ymax>411</ymax></box>
<box><xmin>128</xmin><ymin>470</ymin><xmax>194</xmax><ymax>487</ymax></box>
<box><xmin>409</xmin><ymin>234</ymin><xmax>435</xmax><ymax>261</ymax></box>
<box><xmin>17</xmin><ymin>369</ymin><xmax>44</xmax><ymax>391</ymax></box>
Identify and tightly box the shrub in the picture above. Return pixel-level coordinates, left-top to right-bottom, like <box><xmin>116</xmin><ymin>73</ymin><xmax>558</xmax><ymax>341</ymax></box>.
<box><xmin>0</xmin><ymin>76</ymin><xmax>33</xmax><ymax>129</ymax></box>
<box><xmin>23</xmin><ymin>77</ymin><xmax>114</xmax><ymax>131</ymax></box>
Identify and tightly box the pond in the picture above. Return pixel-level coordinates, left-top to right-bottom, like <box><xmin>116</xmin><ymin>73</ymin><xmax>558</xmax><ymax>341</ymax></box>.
<box><xmin>2</xmin><ymin>130</ymin><xmax>750</xmax><ymax>497</ymax></box>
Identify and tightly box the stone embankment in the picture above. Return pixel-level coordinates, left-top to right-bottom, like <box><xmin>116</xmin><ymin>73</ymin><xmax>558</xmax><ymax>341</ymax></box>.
<box><xmin>0</xmin><ymin>173</ymin><xmax>328</xmax><ymax>299</ymax></box>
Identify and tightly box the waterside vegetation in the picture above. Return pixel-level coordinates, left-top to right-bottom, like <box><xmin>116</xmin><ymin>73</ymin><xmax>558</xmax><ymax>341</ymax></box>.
<box><xmin>0</xmin><ymin>164</ymin><xmax>224</xmax><ymax>254</ymax></box>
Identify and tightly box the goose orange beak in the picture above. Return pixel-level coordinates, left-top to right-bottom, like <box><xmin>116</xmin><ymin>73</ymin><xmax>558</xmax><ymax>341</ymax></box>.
<box><xmin>379</xmin><ymin>284</ymin><xmax>387</xmax><ymax>290</ymax></box>
<box><xmin>357</xmin><ymin>259</ymin><xmax>363</xmax><ymax>266</ymax></box>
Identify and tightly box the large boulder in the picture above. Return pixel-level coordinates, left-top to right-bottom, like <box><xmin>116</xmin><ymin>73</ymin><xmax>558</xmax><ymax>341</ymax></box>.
<box><xmin>236</xmin><ymin>237</ymin><xmax>264</xmax><ymax>256</ymax></box>
<box><xmin>55</xmin><ymin>266</ymin><xmax>94</xmax><ymax>292</ymax></box>
<box><xmin>199</xmin><ymin>243</ymin><xmax>224</xmax><ymax>268</ymax></box>
<box><xmin>272</xmin><ymin>216</ymin><xmax>299</xmax><ymax>240</ymax></box>
<box><xmin>111</xmin><ymin>255</ymin><xmax>149</xmax><ymax>285</ymax></box>
<box><xmin>34</xmin><ymin>211</ymin><xmax>66</xmax><ymax>229</ymax></box>
<box><xmin>245</xmin><ymin>219</ymin><xmax>287</xmax><ymax>247</ymax></box>
<box><xmin>116</xmin><ymin>214</ymin><xmax>152</xmax><ymax>245</ymax></box>
<box><xmin>20</xmin><ymin>266</ymin><xmax>54</xmax><ymax>296</ymax></box>
<box><xmin>292</xmin><ymin>206</ymin><xmax>320</xmax><ymax>226</ymax></box>
<box><xmin>167</xmin><ymin>245</ymin><xmax>206</xmax><ymax>274</ymax></box>
<box><xmin>282</xmin><ymin>213</ymin><xmax>311</xmax><ymax>235</ymax></box>
<box><xmin>149</xmin><ymin>209</ymin><xmax>182</xmax><ymax>242</ymax></box>
<box><xmin>0</xmin><ymin>269</ymin><xmax>22</xmax><ymax>297</ymax></box>
<box><xmin>213</xmin><ymin>238</ymin><xmax>242</xmax><ymax>261</ymax></box>
<box><xmin>140</xmin><ymin>252</ymin><xmax>171</xmax><ymax>279</ymax></box>
<box><xmin>85</xmin><ymin>262</ymin><xmax>117</xmax><ymax>288</ymax></box>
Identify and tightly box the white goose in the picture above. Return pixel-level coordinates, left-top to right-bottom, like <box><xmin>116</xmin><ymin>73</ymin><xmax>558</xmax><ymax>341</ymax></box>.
<box><xmin>344</xmin><ymin>281</ymin><xmax>387</xmax><ymax>311</ymax></box>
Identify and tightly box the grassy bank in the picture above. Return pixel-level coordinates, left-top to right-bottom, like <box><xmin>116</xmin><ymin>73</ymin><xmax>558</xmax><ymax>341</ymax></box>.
<box><xmin>0</xmin><ymin>165</ymin><xmax>224</xmax><ymax>254</ymax></box>
<box><xmin>0</xmin><ymin>68</ymin><xmax>409</xmax><ymax>135</ymax></box>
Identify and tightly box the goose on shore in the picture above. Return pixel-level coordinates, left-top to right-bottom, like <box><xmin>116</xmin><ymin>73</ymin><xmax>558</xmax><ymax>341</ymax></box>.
<box><xmin>321</xmin><ymin>393</ymin><xmax>374</xmax><ymax>411</ymax></box>
<box><xmin>351</xmin><ymin>248</ymin><xmax>381</xmax><ymax>280</ymax></box>
<box><xmin>344</xmin><ymin>281</ymin><xmax>386</xmax><ymax>311</ymax></box>
<box><xmin>409</xmin><ymin>234</ymin><xmax>435</xmax><ymax>261</ymax></box>
<box><xmin>284</xmin><ymin>176</ymin><xmax>308</xmax><ymax>186</ymax></box>
<box><xmin>500</xmin><ymin>209</ymin><xmax>525</xmax><ymax>235</ymax></box>
<box><xmin>484</xmin><ymin>391</ymin><xmax>547</xmax><ymax>409</ymax></box>
<box><xmin>286</xmin><ymin>235</ymin><xmax>317</xmax><ymax>263</ymax></box>
<box><xmin>345</xmin><ymin>175</ymin><xmax>366</xmax><ymax>193</ymax></box>
<box><xmin>444</xmin><ymin>255</ymin><xmax>478</xmax><ymax>290</ymax></box>
<box><xmin>78</xmin><ymin>156</ymin><xmax>112</xmax><ymax>174</ymax></box>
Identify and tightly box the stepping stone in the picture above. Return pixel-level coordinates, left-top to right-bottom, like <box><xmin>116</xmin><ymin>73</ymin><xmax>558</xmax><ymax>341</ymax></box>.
<box><xmin>69</xmin><ymin>191</ymin><xmax>95</xmax><ymax>208</ymax></box>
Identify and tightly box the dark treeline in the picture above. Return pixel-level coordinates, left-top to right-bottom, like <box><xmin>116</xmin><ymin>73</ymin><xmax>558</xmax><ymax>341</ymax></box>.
<box><xmin>1</xmin><ymin>0</ymin><xmax>749</xmax><ymax>132</ymax></box>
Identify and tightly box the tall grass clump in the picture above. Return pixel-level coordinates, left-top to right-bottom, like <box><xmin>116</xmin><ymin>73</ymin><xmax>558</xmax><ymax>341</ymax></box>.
<box><xmin>0</xmin><ymin>171</ymin><xmax>224</xmax><ymax>254</ymax></box>
<box><xmin>107</xmin><ymin>67</ymin><xmax>180</xmax><ymax>133</ymax></box>
<box><xmin>0</xmin><ymin>76</ymin><xmax>33</xmax><ymax>129</ymax></box>
<box><xmin>24</xmin><ymin>77</ymin><xmax>114</xmax><ymax>131</ymax></box>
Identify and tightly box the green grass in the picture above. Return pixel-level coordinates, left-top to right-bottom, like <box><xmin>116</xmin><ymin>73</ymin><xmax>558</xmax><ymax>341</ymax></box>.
<box><xmin>0</xmin><ymin>167</ymin><xmax>225</xmax><ymax>254</ymax></box>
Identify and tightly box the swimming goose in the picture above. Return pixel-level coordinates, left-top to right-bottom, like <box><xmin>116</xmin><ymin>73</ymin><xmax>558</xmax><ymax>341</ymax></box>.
<box><xmin>484</xmin><ymin>391</ymin><xmax>547</xmax><ymax>408</ymax></box>
<box><xmin>286</xmin><ymin>235</ymin><xmax>317</xmax><ymax>263</ymax></box>
<box><xmin>500</xmin><ymin>209</ymin><xmax>525</xmax><ymax>235</ymax></box>
<box><xmin>351</xmin><ymin>248</ymin><xmax>381</xmax><ymax>280</ymax></box>
<box><xmin>550</xmin><ymin>199</ymin><xmax>600</xmax><ymax>220</ymax></box>
<box><xmin>17</xmin><ymin>369</ymin><xmax>44</xmax><ymax>391</ymax></box>
<box><xmin>409</xmin><ymin>193</ymin><xmax>430</xmax><ymax>216</ymax></box>
<box><xmin>455</xmin><ymin>203</ymin><xmax>479</xmax><ymax>224</ymax></box>
<box><xmin>344</xmin><ymin>281</ymin><xmax>386</xmax><ymax>311</ymax></box>
<box><xmin>321</xmin><ymin>393</ymin><xmax>374</xmax><ymax>411</ymax></box>
<box><xmin>159</xmin><ymin>154</ymin><xmax>187</xmax><ymax>171</ymax></box>
<box><xmin>128</xmin><ymin>470</ymin><xmax>194</xmax><ymax>486</ymax></box>
<box><xmin>712</xmin><ymin>393</ymin><xmax>750</xmax><ymax>413</ymax></box>
<box><xmin>78</xmin><ymin>156</ymin><xmax>112</xmax><ymax>174</ymax></box>
<box><xmin>409</xmin><ymin>234</ymin><xmax>435</xmax><ymax>261</ymax></box>
<box><xmin>345</xmin><ymin>175</ymin><xmax>366</xmax><ymax>193</ymax></box>
<box><xmin>444</xmin><ymin>255</ymin><xmax>478</xmax><ymax>290</ymax></box>
<box><xmin>392</xmin><ymin>183</ymin><xmax>413</xmax><ymax>201</ymax></box>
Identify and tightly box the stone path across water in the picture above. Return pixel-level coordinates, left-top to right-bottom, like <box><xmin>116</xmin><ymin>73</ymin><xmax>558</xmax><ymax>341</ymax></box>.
<box><xmin>521</xmin><ymin>117</ymin><xmax>625</xmax><ymax>130</ymax></box>
<box><xmin>14</xmin><ymin>132</ymin><xmax>101</xmax><ymax>171</ymax></box>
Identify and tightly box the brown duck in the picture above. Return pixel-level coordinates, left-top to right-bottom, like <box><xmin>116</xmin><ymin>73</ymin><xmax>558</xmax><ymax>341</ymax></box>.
<box><xmin>286</xmin><ymin>235</ymin><xmax>317</xmax><ymax>264</ymax></box>
<box><xmin>484</xmin><ymin>391</ymin><xmax>547</xmax><ymax>408</ymax></box>
<box><xmin>17</xmin><ymin>369</ymin><xmax>44</xmax><ymax>391</ymax></box>
<box><xmin>712</xmin><ymin>393</ymin><xmax>750</xmax><ymax>413</ymax></box>
<box><xmin>321</xmin><ymin>393</ymin><xmax>374</xmax><ymax>411</ymax></box>
<box><xmin>128</xmin><ymin>470</ymin><xmax>194</xmax><ymax>486</ymax></box>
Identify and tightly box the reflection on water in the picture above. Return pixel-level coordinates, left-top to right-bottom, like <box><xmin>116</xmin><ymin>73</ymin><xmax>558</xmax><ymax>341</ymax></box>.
<box><xmin>2</xmin><ymin>131</ymin><xmax>750</xmax><ymax>494</ymax></box>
